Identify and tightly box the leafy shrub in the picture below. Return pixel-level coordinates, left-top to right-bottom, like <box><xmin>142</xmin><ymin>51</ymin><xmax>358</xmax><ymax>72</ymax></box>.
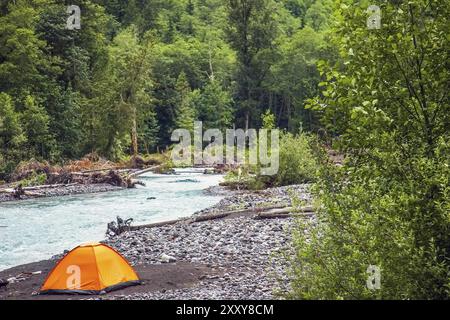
<box><xmin>287</xmin><ymin>1</ymin><xmax>450</xmax><ymax>299</ymax></box>
<box><xmin>143</xmin><ymin>154</ymin><xmax>164</xmax><ymax>166</ymax></box>
<box><xmin>15</xmin><ymin>172</ymin><xmax>47</xmax><ymax>187</ymax></box>
<box><xmin>222</xmin><ymin>166</ymin><xmax>263</xmax><ymax>190</ymax></box>
<box><xmin>274</xmin><ymin>132</ymin><xmax>317</xmax><ymax>186</ymax></box>
<box><xmin>287</xmin><ymin>140</ymin><xmax>450</xmax><ymax>299</ymax></box>
<box><xmin>11</xmin><ymin>159</ymin><xmax>51</xmax><ymax>182</ymax></box>
<box><xmin>153</xmin><ymin>158</ymin><xmax>175</xmax><ymax>174</ymax></box>
<box><xmin>258</xmin><ymin>132</ymin><xmax>318</xmax><ymax>187</ymax></box>
<box><xmin>222</xmin><ymin>132</ymin><xmax>318</xmax><ymax>189</ymax></box>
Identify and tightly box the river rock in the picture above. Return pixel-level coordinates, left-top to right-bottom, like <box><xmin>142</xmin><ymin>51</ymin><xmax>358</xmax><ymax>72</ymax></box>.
<box><xmin>160</xmin><ymin>253</ymin><xmax>177</xmax><ymax>263</ymax></box>
<box><xmin>0</xmin><ymin>278</ymin><xmax>8</xmax><ymax>288</ymax></box>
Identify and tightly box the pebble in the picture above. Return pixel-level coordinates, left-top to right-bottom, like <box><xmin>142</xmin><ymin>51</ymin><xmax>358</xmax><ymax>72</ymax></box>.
<box><xmin>160</xmin><ymin>254</ymin><xmax>177</xmax><ymax>263</ymax></box>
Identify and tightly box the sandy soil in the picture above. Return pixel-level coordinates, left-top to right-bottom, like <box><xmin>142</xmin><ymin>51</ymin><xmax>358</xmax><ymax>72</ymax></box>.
<box><xmin>0</xmin><ymin>259</ymin><xmax>221</xmax><ymax>300</ymax></box>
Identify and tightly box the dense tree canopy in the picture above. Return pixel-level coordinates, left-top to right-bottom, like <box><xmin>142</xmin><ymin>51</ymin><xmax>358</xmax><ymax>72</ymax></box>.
<box><xmin>0</xmin><ymin>0</ymin><xmax>333</xmax><ymax>179</ymax></box>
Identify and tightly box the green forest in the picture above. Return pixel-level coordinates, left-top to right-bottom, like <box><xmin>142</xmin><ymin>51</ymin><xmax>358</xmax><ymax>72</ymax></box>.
<box><xmin>0</xmin><ymin>0</ymin><xmax>449</xmax><ymax>299</ymax></box>
<box><xmin>0</xmin><ymin>0</ymin><xmax>338</xmax><ymax>174</ymax></box>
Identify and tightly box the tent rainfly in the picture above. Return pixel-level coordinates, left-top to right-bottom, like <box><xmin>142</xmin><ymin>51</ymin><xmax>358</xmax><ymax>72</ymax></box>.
<box><xmin>40</xmin><ymin>242</ymin><xmax>140</xmax><ymax>295</ymax></box>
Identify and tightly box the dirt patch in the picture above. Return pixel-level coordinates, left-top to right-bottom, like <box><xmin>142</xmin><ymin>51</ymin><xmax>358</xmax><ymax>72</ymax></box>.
<box><xmin>0</xmin><ymin>259</ymin><xmax>220</xmax><ymax>300</ymax></box>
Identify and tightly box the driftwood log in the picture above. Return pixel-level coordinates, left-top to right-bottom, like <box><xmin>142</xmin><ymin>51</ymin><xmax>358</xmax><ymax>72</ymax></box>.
<box><xmin>76</xmin><ymin>168</ymin><xmax>129</xmax><ymax>174</ymax></box>
<box><xmin>119</xmin><ymin>205</ymin><xmax>316</xmax><ymax>234</ymax></box>
<box><xmin>253</xmin><ymin>212</ymin><xmax>315</xmax><ymax>220</ymax></box>
<box><xmin>116</xmin><ymin>206</ymin><xmax>288</xmax><ymax>232</ymax></box>
<box><xmin>0</xmin><ymin>183</ymin><xmax>78</xmax><ymax>193</ymax></box>
<box><xmin>22</xmin><ymin>183</ymin><xmax>79</xmax><ymax>190</ymax></box>
<box><xmin>74</xmin><ymin>167</ymin><xmax>157</xmax><ymax>187</ymax></box>
<box><xmin>106</xmin><ymin>217</ymin><xmax>134</xmax><ymax>237</ymax></box>
<box><xmin>0</xmin><ymin>183</ymin><xmax>80</xmax><ymax>199</ymax></box>
<box><xmin>128</xmin><ymin>165</ymin><xmax>161</xmax><ymax>178</ymax></box>
<box><xmin>0</xmin><ymin>279</ymin><xmax>8</xmax><ymax>288</ymax></box>
<box><xmin>128</xmin><ymin>218</ymin><xmax>188</xmax><ymax>231</ymax></box>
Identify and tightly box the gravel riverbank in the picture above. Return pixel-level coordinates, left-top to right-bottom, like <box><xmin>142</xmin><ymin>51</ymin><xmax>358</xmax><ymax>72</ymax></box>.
<box><xmin>104</xmin><ymin>184</ymin><xmax>312</xmax><ymax>300</ymax></box>
<box><xmin>0</xmin><ymin>184</ymin><xmax>312</xmax><ymax>300</ymax></box>
<box><xmin>0</xmin><ymin>183</ymin><xmax>123</xmax><ymax>203</ymax></box>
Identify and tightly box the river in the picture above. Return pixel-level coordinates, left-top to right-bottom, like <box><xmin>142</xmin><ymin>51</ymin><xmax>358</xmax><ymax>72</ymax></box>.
<box><xmin>0</xmin><ymin>169</ymin><xmax>224</xmax><ymax>271</ymax></box>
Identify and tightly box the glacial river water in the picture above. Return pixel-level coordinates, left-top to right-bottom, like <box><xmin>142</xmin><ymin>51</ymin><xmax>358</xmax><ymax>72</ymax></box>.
<box><xmin>0</xmin><ymin>169</ymin><xmax>224</xmax><ymax>271</ymax></box>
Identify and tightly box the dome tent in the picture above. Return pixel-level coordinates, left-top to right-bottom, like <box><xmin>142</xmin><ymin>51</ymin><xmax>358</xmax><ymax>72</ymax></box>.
<box><xmin>40</xmin><ymin>242</ymin><xmax>140</xmax><ymax>295</ymax></box>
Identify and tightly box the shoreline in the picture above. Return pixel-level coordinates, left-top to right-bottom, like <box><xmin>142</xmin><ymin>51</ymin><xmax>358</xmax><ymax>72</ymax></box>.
<box><xmin>0</xmin><ymin>183</ymin><xmax>124</xmax><ymax>203</ymax></box>
<box><xmin>0</xmin><ymin>167</ymin><xmax>222</xmax><ymax>204</ymax></box>
<box><xmin>0</xmin><ymin>184</ymin><xmax>312</xmax><ymax>300</ymax></box>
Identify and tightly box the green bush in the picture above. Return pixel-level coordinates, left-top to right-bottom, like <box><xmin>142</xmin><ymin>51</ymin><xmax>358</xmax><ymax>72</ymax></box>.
<box><xmin>287</xmin><ymin>140</ymin><xmax>450</xmax><ymax>299</ymax></box>
<box><xmin>274</xmin><ymin>132</ymin><xmax>317</xmax><ymax>186</ymax></box>
<box><xmin>14</xmin><ymin>172</ymin><xmax>47</xmax><ymax>188</ymax></box>
<box><xmin>222</xmin><ymin>167</ymin><xmax>264</xmax><ymax>190</ymax></box>
<box><xmin>258</xmin><ymin>132</ymin><xmax>318</xmax><ymax>188</ymax></box>
<box><xmin>286</xmin><ymin>1</ymin><xmax>450</xmax><ymax>300</ymax></box>
<box><xmin>222</xmin><ymin>132</ymin><xmax>318</xmax><ymax>190</ymax></box>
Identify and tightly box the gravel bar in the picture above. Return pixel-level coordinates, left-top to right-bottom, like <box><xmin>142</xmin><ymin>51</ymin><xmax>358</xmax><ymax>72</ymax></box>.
<box><xmin>104</xmin><ymin>184</ymin><xmax>312</xmax><ymax>300</ymax></box>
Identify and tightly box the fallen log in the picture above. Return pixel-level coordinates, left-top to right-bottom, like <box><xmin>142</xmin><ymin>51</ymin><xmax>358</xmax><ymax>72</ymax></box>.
<box><xmin>0</xmin><ymin>279</ymin><xmax>8</xmax><ymax>288</ymax></box>
<box><xmin>127</xmin><ymin>205</ymin><xmax>314</xmax><ymax>231</ymax></box>
<box><xmin>128</xmin><ymin>165</ymin><xmax>161</xmax><ymax>178</ymax></box>
<box><xmin>296</xmin><ymin>206</ymin><xmax>314</xmax><ymax>213</ymax></box>
<box><xmin>0</xmin><ymin>188</ymin><xmax>15</xmax><ymax>194</ymax></box>
<box><xmin>0</xmin><ymin>183</ymin><xmax>78</xmax><ymax>195</ymax></box>
<box><xmin>21</xmin><ymin>183</ymin><xmax>79</xmax><ymax>191</ymax></box>
<box><xmin>72</xmin><ymin>169</ymin><xmax>144</xmax><ymax>188</ymax></box>
<box><xmin>71</xmin><ymin>172</ymin><xmax>94</xmax><ymax>177</ymax></box>
<box><xmin>78</xmin><ymin>168</ymin><xmax>126</xmax><ymax>174</ymax></box>
<box><xmin>213</xmin><ymin>206</ymin><xmax>312</xmax><ymax>217</ymax></box>
<box><xmin>72</xmin><ymin>170</ymin><xmax>130</xmax><ymax>177</ymax></box>
<box><xmin>129</xmin><ymin>218</ymin><xmax>189</xmax><ymax>231</ymax></box>
<box><xmin>0</xmin><ymin>185</ymin><xmax>25</xmax><ymax>198</ymax></box>
<box><xmin>187</xmin><ymin>205</ymin><xmax>293</xmax><ymax>223</ymax></box>
<box><xmin>260</xmin><ymin>206</ymin><xmax>314</xmax><ymax>215</ymax></box>
<box><xmin>253</xmin><ymin>212</ymin><xmax>315</xmax><ymax>220</ymax></box>
<box><xmin>190</xmin><ymin>211</ymin><xmax>234</xmax><ymax>223</ymax></box>
<box><xmin>18</xmin><ymin>190</ymin><xmax>46</xmax><ymax>197</ymax></box>
<box><xmin>128</xmin><ymin>211</ymin><xmax>235</xmax><ymax>231</ymax></box>
<box><xmin>262</xmin><ymin>208</ymin><xmax>292</xmax><ymax>215</ymax></box>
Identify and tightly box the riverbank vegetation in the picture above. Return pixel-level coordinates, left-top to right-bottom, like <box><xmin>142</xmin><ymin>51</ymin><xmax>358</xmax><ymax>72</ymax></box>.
<box><xmin>287</xmin><ymin>1</ymin><xmax>450</xmax><ymax>299</ymax></box>
<box><xmin>0</xmin><ymin>0</ymin><xmax>448</xmax><ymax>299</ymax></box>
<box><xmin>222</xmin><ymin>130</ymin><xmax>318</xmax><ymax>190</ymax></box>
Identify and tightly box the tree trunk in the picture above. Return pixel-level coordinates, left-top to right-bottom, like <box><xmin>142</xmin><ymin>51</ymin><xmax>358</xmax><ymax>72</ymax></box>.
<box><xmin>131</xmin><ymin>108</ymin><xmax>138</xmax><ymax>157</ymax></box>
<box><xmin>287</xmin><ymin>96</ymin><xmax>291</xmax><ymax>131</ymax></box>
<box><xmin>245</xmin><ymin>112</ymin><xmax>249</xmax><ymax>132</ymax></box>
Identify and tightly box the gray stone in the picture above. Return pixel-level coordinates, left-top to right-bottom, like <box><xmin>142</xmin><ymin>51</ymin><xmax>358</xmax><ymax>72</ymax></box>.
<box><xmin>160</xmin><ymin>253</ymin><xmax>177</xmax><ymax>263</ymax></box>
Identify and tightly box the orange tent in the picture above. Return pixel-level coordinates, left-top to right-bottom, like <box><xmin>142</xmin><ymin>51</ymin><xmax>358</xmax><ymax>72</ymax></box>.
<box><xmin>40</xmin><ymin>242</ymin><xmax>140</xmax><ymax>295</ymax></box>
